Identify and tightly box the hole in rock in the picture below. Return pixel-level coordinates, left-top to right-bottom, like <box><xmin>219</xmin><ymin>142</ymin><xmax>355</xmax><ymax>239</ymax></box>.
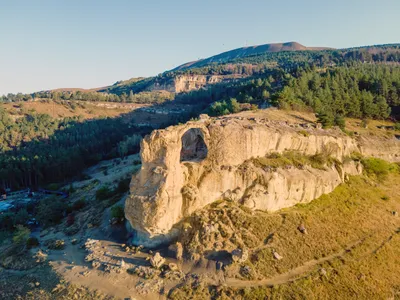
<box><xmin>180</xmin><ymin>128</ymin><xmax>208</xmax><ymax>162</ymax></box>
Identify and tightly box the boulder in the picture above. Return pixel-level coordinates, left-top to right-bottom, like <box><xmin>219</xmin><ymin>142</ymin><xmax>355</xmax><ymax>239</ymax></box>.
<box><xmin>298</xmin><ymin>224</ymin><xmax>307</xmax><ymax>234</ymax></box>
<box><xmin>273</xmin><ymin>251</ymin><xmax>283</xmax><ymax>260</ymax></box>
<box><xmin>150</xmin><ymin>252</ymin><xmax>165</xmax><ymax>269</ymax></box>
<box><xmin>231</xmin><ymin>248</ymin><xmax>249</xmax><ymax>263</ymax></box>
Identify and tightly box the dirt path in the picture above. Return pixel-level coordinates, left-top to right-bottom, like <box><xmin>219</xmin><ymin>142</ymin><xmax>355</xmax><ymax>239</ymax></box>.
<box><xmin>225</xmin><ymin>238</ymin><xmax>364</xmax><ymax>288</ymax></box>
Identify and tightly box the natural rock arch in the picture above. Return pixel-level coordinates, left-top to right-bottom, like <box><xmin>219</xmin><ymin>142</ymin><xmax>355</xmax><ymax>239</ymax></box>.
<box><xmin>180</xmin><ymin>128</ymin><xmax>208</xmax><ymax>162</ymax></box>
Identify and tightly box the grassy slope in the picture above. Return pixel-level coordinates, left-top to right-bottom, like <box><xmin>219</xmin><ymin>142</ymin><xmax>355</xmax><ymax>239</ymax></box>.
<box><xmin>2</xmin><ymin>100</ymin><xmax>142</xmax><ymax>120</ymax></box>
<box><xmin>172</xmin><ymin>171</ymin><xmax>400</xmax><ymax>299</ymax></box>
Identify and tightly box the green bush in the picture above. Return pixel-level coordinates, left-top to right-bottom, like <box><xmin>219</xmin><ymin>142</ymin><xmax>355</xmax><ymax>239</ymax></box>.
<box><xmin>36</xmin><ymin>196</ymin><xmax>68</xmax><ymax>226</ymax></box>
<box><xmin>12</xmin><ymin>225</ymin><xmax>30</xmax><ymax>245</ymax></box>
<box><xmin>0</xmin><ymin>209</ymin><xmax>30</xmax><ymax>231</ymax></box>
<box><xmin>117</xmin><ymin>178</ymin><xmax>130</xmax><ymax>194</ymax></box>
<box><xmin>96</xmin><ymin>186</ymin><xmax>113</xmax><ymax>200</ymax></box>
<box><xmin>252</xmin><ymin>151</ymin><xmax>334</xmax><ymax>171</ymax></box>
<box><xmin>111</xmin><ymin>205</ymin><xmax>125</xmax><ymax>220</ymax></box>
<box><xmin>361</xmin><ymin>157</ymin><xmax>399</xmax><ymax>180</ymax></box>
<box><xmin>46</xmin><ymin>183</ymin><xmax>61</xmax><ymax>191</ymax></box>
<box><xmin>26</xmin><ymin>237</ymin><xmax>39</xmax><ymax>248</ymax></box>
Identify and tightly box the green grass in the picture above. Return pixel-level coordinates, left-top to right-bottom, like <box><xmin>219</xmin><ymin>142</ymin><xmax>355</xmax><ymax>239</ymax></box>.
<box><xmin>361</xmin><ymin>157</ymin><xmax>399</xmax><ymax>180</ymax></box>
<box><xmin>251</xmin><ymin>151</ymin><xmax>337</xmax><ymax>171</ymax></box>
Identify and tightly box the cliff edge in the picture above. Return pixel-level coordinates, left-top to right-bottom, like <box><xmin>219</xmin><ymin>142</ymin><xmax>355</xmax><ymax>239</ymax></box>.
<box><xmin>125</xmin><ymin>112</ymin><xmax>400</xmax><ymax>247</ymax></box>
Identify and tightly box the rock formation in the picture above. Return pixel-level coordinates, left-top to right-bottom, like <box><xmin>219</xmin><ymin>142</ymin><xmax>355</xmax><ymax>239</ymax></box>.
<box><xmin>147</xmin><ymin>74</ymin><xmax>244</xmax><ymax>93</ymax></box>
<box><xmin>125</xmin><ymin>114</ymin><xmax>400</xmax><ymax>247</ymax></box>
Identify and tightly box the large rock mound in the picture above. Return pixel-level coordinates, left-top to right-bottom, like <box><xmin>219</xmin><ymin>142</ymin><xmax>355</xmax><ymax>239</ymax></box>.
<box><xmin>125</xmin><ymin>114</ymin><xmax>400</xmax><ymax>247</ymax></box>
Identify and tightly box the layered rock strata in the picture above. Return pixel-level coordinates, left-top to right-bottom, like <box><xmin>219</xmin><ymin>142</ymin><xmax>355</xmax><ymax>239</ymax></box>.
<box><xmin>125</xmin><ymin>115</ymin><xmax>400</xmax><ymax>246</ymax></box>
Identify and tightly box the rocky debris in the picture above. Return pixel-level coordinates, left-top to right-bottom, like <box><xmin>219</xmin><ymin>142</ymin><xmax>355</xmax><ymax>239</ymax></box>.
<box><xmin>33</xmin><ymin>249</ymin><xmax>48</xmax><ymax>263</ymax></box>
<box><xmin>231</xmin><ymin>248</ymin><xmax>249</xmax><ymax>264</ymax></box>
<box><xmin>392</xmin><ymin>211</ymin><xmax>398</xmax><ymax>217</ymax></box>
<box><xmin>84</xmin><ymin>239</ymin><xmax>123</xmax><ymax>273</ymax></box>
<box><xmin>239</xmin><ymin>265</ymin><xmax>257</xmax><ymax>279</ymax></box>
<box><xmin>45</xmin><ymin>239</ymin><xmax>65</xmax><ymax>250</ymax></box>
<box><xmin>273</xmin><ymin>251</ymin><xmax>283</xmax><ymax>260</ymax></box>
<box><xmin>163</xmin><ymin>263</ymin><xmax>185</xmax><ymax>281</ymax></box>
<box><xmin>168</xmin><ymin>263</ymin><xmax>179</xmax><ymax>271</ymax></box>
<box><xmin>123</xmin><ymin>244</ymin><xmax>143</xmax><ymax>254</ymax></box>
<box><xmin>136</xmin><ymin>279</ymin><xmax>164</xmax><ymax>295</ymax></box>
<box><xmin>149</xmin><ymin>252</ymin><xmax>165</xmax><ymax>269</ymax></box>
<box><xmin>91</xmin><ymin>261</ymin><xmax>101</xmax><ymax>269</ymax></box>
<box><xmin>168</xmin><ymin>242</ymin><xmax>183</xmax><ymax>261</ymax></box>
<box><xmin>81</xmin><ymin>270</ymin><xmax>91</xmax><ymax>277</ymax></box>
<box><xmin>71</xmin><ymin>238</ymin><xmax>79</xmax><ymax>245</ymax></box>
<box><xmin>199</xmin><ymin>114</ymin><xmax>210</xmax><ymax>120</ymax></box>
<box><xmin>298</xmin><ymin>224</ymin><xmax>308</xmax><ymax>234</ymax></box>
<box><xmin>128</xmin><ymin>266</ymin><xmax>161</xmax><ymax>279</ymax></box>
<box><xmin>120</xmin><ymin>259</ymin><xmax>128</xmax><ymax>270</ymax></box>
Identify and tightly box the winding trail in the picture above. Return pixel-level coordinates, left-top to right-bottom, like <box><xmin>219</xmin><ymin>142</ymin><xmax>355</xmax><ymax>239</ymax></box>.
<box><xmin>225</xmin><ymin>238</ymin><xmax>364</xmax><ymax>288</ymax></box>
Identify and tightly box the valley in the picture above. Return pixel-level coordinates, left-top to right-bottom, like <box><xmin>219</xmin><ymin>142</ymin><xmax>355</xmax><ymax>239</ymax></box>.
<box><xmin>1</xmin><ymin>41</ymin><xmax>400</xmax><ymax>300</ymax></box>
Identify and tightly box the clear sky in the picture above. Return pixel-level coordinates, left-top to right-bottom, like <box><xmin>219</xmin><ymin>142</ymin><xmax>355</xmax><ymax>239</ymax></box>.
<box><xmin>1</xmin><ymin>0</ymin><xmax>399</xmax><ymax>95</ymax></box>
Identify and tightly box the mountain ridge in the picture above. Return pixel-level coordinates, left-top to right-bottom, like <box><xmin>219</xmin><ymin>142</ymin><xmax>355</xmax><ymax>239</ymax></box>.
<box><xmin>172</xmin><ymin>41</ymin><xmax>333</xmax><ymax>71</ymax></box>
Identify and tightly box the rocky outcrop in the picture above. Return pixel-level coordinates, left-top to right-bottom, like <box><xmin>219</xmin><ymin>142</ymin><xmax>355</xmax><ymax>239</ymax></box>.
<box><xmin>147</xmin><ymin>74</ymin><xmax>244</xmax><ymax>93</ymax></box>
<box><xmin>125</xmin><ymin>114</ymin><xmax>400</xmax><ymax>247</ymax></box>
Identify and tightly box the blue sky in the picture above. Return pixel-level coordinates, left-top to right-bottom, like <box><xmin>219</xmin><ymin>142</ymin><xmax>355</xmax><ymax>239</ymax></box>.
<box><xmin>0</xmin><ymin>0</ymin><xmax>399</xmax><ymax>95</ymax></box>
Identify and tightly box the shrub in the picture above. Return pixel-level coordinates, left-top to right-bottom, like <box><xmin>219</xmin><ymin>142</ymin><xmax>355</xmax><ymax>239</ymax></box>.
<box><xmin>252</xmin><ymin>151</ymin><xmax>334</xmax><ymax>171</ymax></box>
<box><xmin>12</xmin><ymin>225</ymin><xmax>30</xmax><ymax>245</ymax></box>
<box><xmin>395</xmin><ymin>123</ymin><xmax>400</xmax><ymax>131</ymax></box>
<box><xmin>46</xmin><ymin>183</ymin><xmax>60</xmax><ymax>191</ymax></box>
<box><xmin>317</xmin><ymin>111</ymin><xmax>334</xmax><ymax>128</ymax></box>
<box><xmin>361</xmin><ymin>157</ymin><xmax>399</xmax><ymax>180</ymax></box>
<box><xmin>334</xmin><ymin>114</ymin><xmax>346</xmax><ymax>129</ymax></box>
<box><xmin>298</xmin><ymin>130</ymin><xmax>310</xmax><ymax>137</ymax></box>
<box><xmin>0</xmin><ymin>213</ymin><xmax>15</xmax><ymax>231</ymax></box>
<box><xmin>96</xmin><ymin>186</ymin><xmax>112</xmax><ymax>201</ymax></box>
<box><xmin>117</xmin><ymin>178</ymin><xmax>130</xmax><ymax>194</ymax></box>
<box><xmin>72</xmin><ymin>198</ymin><xmax>86</xmax><ymax>211</ymax></box>
<box><xmin>0</xmin><ymin>210</ymin><xmax>30</xmax><ymax>232</ymax></box>
<box><xmin>45</xmin><ymin>238</ymin><xmax>65</xmax><ymax>250</ymax></box>
<box><xmin>36</xmin><ymin>196</ymin><xmax>68</xmax><ymax>226</ymax></box>
<box><xmin>26</xmin><ymin>237</ymin><xmax>39</xmax><ymax>248</ymax></box>
<box><xmin>111</xmin><ymin>205</ymin><xmax>125</xmax><ymax>220</ymax></box>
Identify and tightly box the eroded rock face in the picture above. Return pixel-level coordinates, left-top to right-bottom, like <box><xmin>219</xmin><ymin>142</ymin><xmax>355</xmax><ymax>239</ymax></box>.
<box><xmin>125</xmin><ymin>115</ymin><xmax>400</xmax><ymax>247</ymax></box>
<box><xmin>147</xmin><ymin>74</ymin><xmax>244</xmax><ymax>93</ymax></box>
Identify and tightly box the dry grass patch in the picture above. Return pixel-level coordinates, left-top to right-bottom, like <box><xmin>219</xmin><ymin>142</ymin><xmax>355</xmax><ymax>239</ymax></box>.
<box><xmin>175</xmin><ymin>171</ymin><xmax>400</xmax><ymax>299</ymax></box>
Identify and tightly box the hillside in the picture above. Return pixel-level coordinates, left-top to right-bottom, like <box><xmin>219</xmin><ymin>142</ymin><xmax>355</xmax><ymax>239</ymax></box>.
<box><xmin>172</xmin><ymin>41</ymin><xmax>332</xmax><ymax>71</ymax></box>
<box><xmin>2</xmin><ymin>99</ymin><xmax>144</xmax><ymax>120</ymax></box>
<box><xmin>1</xmin><ymin>109</ymin><xmax>399</xmax><ymax>300</ymax></box>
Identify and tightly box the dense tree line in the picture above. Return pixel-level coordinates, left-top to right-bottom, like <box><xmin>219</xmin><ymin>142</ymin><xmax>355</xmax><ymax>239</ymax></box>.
<box><xmin>0</xmin><ymin>90</ymin><xmax>173</xmax><ymax>105</ymax></box>
<box><xmin>0</xmin><ymin>107</ymin><xmax>148</xmax><ymax>189</ymax></box>
<box><xmin>274</xmin><ymin>64</ymin><xmax>399</xmax><ymax>123</ymax></box>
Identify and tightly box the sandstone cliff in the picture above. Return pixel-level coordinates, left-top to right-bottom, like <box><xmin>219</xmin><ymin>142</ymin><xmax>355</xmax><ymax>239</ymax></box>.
<box><xmin>125</xmin><ymin>114</ymin><xmax>400</xmax><ymax>247</ymax></box>
<box><xmin>147</xmin><ymin>74</ymin><xmax>244</xmax><ymax>93</ymax></box>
